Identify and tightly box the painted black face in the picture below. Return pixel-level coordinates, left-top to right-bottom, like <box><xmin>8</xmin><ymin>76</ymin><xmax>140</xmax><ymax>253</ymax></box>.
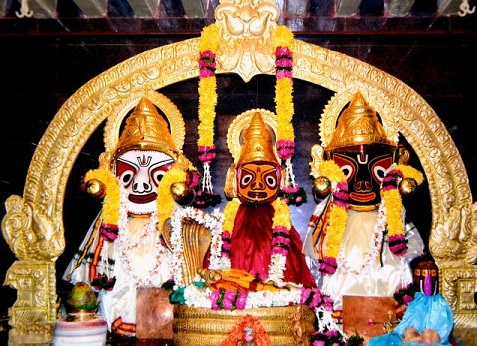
<box><xmin>329</xmin><ymin>145</ymin><xmax>396</xmax><ymax>208</ymax></box>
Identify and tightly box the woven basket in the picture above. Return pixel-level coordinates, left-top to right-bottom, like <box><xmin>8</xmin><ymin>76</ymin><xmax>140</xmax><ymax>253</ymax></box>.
<box><xmin>173</xmin><ymin>304</ymin><xmax>316</xmax><ymax>345</ymax></box>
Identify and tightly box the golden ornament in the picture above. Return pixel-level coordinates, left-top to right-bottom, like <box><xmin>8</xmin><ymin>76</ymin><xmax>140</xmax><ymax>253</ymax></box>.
<box><xmin>399</xmin><ymin>177</ymin><xmax>418</xmax><ymax>195</ymax></box>
<box><xmin>312</xmin><ymin>176</ymin><xmax>331</xmax><ymax>196</ymax></box>
<box><xmin>171</xmin><ymin>181</ymin><xmax>194</xmax><ymax>204</ymax></box>
<box><xmin>85</xmin><ymin>179</ymin><xmax>105</xmax><ymax>198</ymax></box>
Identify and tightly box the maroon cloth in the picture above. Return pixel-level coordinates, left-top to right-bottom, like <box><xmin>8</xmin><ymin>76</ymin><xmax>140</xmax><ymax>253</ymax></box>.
<box><xmin>230</xmin><ymin>203</ymin><xmax>316</xmax><ymax>288</ymax></box>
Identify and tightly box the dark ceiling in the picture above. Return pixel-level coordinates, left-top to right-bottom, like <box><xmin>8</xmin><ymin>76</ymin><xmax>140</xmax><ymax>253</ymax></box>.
<box><xmin>4</xmin><ymin>0</ymin><xmax>475</xmax><ymax>18</ymax></box>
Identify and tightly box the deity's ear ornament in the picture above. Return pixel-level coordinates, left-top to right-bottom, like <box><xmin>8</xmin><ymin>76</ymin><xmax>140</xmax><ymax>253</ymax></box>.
<box><xmin>309</xmin><ymin>91</ymin><xmax>425</xmax><ymax>275</ymax></box>
<box><xmin>82</xmin><ymin>93</ymin><xmax>200</xmax><ymax>231</ymax></box>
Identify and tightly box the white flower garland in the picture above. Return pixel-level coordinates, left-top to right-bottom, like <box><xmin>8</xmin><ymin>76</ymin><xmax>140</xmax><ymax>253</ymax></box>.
<box><xmin>182</xmin><ymin>284</ymin><xmax>304</xmax><ymax>309</ymax></box>
<box><xmin>268</xmin><ymin>253</ymin><xmax>287</xmax><ymax>287</ymax></box>
<box><xmin>169</xmin><ymin>206</ymin><xmax>225</xmax><ymax>289</ymax></box>
<box><xmin>336</xmin><ymin>200</ymin><xmax>385</xmax><ymax>275</ymax></box>
<box><xmin>116</xmin><ymin>188</ymin><xmax>172</xmax><ymax>287</ymax></box>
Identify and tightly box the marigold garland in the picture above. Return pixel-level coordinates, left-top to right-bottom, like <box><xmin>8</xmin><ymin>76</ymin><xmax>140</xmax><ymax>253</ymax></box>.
<box><xmin>271</xmin><ymin>198</ymin><xmax>291</xmax><ymax>230</ymax></box>
<box><xmin>197</xmin><ymin>24</ymin><xmax>219</xmax><ymax>151</ymax></box>
<box><xmin>395</xmin><ymin>164</ymin><xmax>424</xmax><ymax>185</ymax></box>
<box><xmin>197</xmin><ymin>23</ymin><xmax>302</xmax><ymax>204</ymax></box>
<box><xmin>272</xmin><ymin>25</ymin><xmax>301</xmax><ymax>204</ymax></box>
<box><xmin>316</xmin><ymin>161</ymin><xmax>349</xmax><ymax>273</ymax></box>
<box><xmin>197</xmin><ymin>23</ymin><xmax>220</xmax><ymax>202</ymax></box>
<box><xmin>316</xmin><ymin>161</ymin><xmax>425</xmax><ymax>274</ymax></box>
<box><xmin>382</xmin><ymin>164</ymin><xmax>424</xmax><ymax>255</ymax></box>
<box><xmin>157</xmin><ymin>164</ymin><xmax>186</xmax><ymax>228</ymax></box>
<box><xmin>222</xmin><ymin>199</ymin><xmax>241</xmax><ymax>236</ymax></box>
<box><xmin>84</xmin><ymin>169</ymin><xmax>120</xmax><ymax>225</ymax></box>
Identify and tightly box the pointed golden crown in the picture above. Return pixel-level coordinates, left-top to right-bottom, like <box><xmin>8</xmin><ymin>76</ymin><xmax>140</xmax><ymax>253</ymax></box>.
<box><xmin>114</xmin><ymin>97</ymin><xmax>179</xmax><ymax>159</ymax></box>
<box><xmin>237</xmin><ymin>111</ymin><xmax>279</xmax><ymax>165</ymax></box>
<box><xmin>325</xmin><ymin>91</ymin><xmax>397</xmax><ymax>151</ymax></box>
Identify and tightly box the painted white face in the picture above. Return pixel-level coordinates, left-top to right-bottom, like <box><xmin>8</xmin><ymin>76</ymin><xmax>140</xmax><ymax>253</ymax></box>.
<box><xmin>114</xmin><ymin>150</ymin><xmax>175</xmax><ymax>215</ymax></box>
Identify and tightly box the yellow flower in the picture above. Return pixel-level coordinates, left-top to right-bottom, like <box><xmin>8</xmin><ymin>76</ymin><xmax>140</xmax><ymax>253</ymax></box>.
<box><xmin>157</xmin><ymin>164</ymin><xmax>186</xmax><ymax>228</ymax></box>
<box><xmin>325</xmin><ymin>205</ymin><xmax>348</xmax><ymax>258</ymax></box>
<box><xmin>223</xmin><ymin>199</ymin><xmax>241</xmax><ymax>235</ymax></box>
<box><xmin>272</xmin><ymin>25</ymin><xmax>294</xmax><ymax>50</ymax></box>
<box><xmin>84</xmin><ymin>169</ymin><xmax>120</xmax><ymax>225</ymax></box>
<box><xmin>198</xmin><ymin>76</ymin><xmax>218</xmax><ymax>147</ymax></box>
<box><xmin>318</xmin><ymin>160</ymin><xmax>347</xmax><ymax>183</ymax></box>
<box><xmin>275</xmin><ymin>78</ymin><xmax>294</xmax><ymax>142</ymax></box>
<box><xmin>383</xmin><ymin>188</ymin><xmax>403</xmax><ymax>237</ymax></box>
<box><xmin>395</xmin><ymin>164</ymin><xmax>424</xmax><ymax>185</ymax></box>
<box><xmin>199</xmin><ymin>24</ymin><xmax>220</xmax><ymax>52</ymax></box>
<box><xmin>272</xmin><ymin>199</ymin><xmax>291</xmax><ymax>229</ymax></box>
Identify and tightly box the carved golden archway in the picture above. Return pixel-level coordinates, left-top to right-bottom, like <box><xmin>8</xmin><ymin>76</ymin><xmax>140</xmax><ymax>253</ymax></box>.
<box><xmin>2</xmin><ymin>0</ymin><xmax>476</xmax><ymax>343</ymax></box>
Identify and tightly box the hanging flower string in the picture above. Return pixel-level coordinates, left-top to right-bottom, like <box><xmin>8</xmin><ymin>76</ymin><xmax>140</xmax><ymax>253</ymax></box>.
<box><xmin>268</xmin><ymin>199</ymin><xmax>291</xmax><ymax>286</ymax></box>
<box><xmin>272</xmin><ymin>26</ymin><xmax>306</xmax><ymax>205</ymax></box>
<box><xmin>219</xmin><ymin>199</ymin><xmax>240</xmax><ymax>268</ymax></box>
<box><xmin>316</xmin><ymin>161</ymin><xmax>349</xmax><ymax>275</ymax></box>
<box><xmin>382</xmin><ymin>164</ymin><xmax>424</xmax><ymax>256</ymax></box>
<box><xmin>197</xmin><ymin>23</ymin><xmax>221</xmax><ymax>207</ymax></box>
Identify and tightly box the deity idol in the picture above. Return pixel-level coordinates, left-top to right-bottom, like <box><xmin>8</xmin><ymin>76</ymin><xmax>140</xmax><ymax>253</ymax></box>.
<box><xmin>63</xmin><ymin>96</ymin><xmax>200</xmax><ymax>337</ymax></box>
<box><xmin>220</xmin><ymin>111</ymin><xmax>316</xmax><ymax>289</ymax></box>
<box><xmin>304</xmin><ymin>91</ymin><xmax>425</xmax><ymax>316</ymax></box>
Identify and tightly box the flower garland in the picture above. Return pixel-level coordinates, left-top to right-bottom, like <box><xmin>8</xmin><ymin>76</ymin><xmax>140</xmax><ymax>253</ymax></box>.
<box><xmin>273</xmin><ymin>26</ymin><xmax>295</xmax><ymax>155</ymax></box>
<box><xmin>209</xmin><ymin>288</ymin><xmax>248</xmax><ymax>311</ymax></box>
<box><xmin>197</xmin><ymin>24</ymin><xmax>304</xmax><ymax>205</ymax></box>
<box><xmin>268</xmin><ymin>198</ymin><xmax>291</xmax><ymax>286</ymax></box>
<box><xmin>382</xmin><ymin>164</ymin><xmax>424</xmax><ymax>256</ymax></box>
<box><xmin>156</xmin><ymin>163</ymin><xmax>186</xmax><ymax>229</ymax></box>
<box><xmin>336</xmin><ymin>199</ymin><xmax>384</xmax><ymax>276</ymax></box>
<box><xmin>316</xmin><ymin>161</ymin><xmax>349</xmax><ymax>275</ymax></box>
<box><xmin>272</xmin><ymin>26</ymin><xmax>306</xmax><ymax>205</ymax></box>
<box><xmin>116</xmin><ymin>189</ymin><xmax>172</xmax><ymax>287</ymax></box>
<box><xmin>84</xmin><ymin>169</ymin><xmax>120</xmax><ymax>228</ymax></box>
<box><xmin>181</xmin><ymin>283</ymin><xmax>335</xmax><ymax>315</ymax></box>
<box><xmin>317</xmin><ymin>161</ymin><xmax>424</xmax><ymax>275</ymax></box>
<box><xmin>197</xmin><ymin>24</ymin><xmax>220</xmax><ymax>206</ymax></box>
<box><xmin>219</xmin><ymin>198</ymin><xmax>240</xmax><ymax>267</ymax></box>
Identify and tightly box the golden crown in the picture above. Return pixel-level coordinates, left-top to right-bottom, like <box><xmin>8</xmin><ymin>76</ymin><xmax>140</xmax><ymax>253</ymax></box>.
<box><xmin>237</xmin><ymin>111</ymin><xmax>279</xmax><ymax>166</ymax></box>
<box><xmin>325</xmin><ymin>91</ymin><xmax>397</xmax><ymax>151</ymax></box>
<box><xmin>113</xmin><ymin>97</ymin><xmax>179</xmax><ymax>160</ymax></box>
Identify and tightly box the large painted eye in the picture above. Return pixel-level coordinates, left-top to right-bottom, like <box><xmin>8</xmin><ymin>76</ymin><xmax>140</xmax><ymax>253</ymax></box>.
<box><xmin>264</xmin><ymin>172</ymin><xmax>277</xmax><ymax>189</ymax></box>
<box><xmin>371</xmin><ymin>156</ymin><xmax>394</xmax><ymax>183</ymax></box>
<box><xmin>115</xmin><ymin>161</ymin><xmax>137</xmax><ymax>188</ymax></box>
<box><xmin>241</xmin><ymin>172</ymin><xmax>254</xmax><ymax>187</ymax></box>
<box><xmin>340</xmin><ymin>164</ymin><xmax>354</xmax><ymax>180</ymax></box>
<box><xmin>150</xmin><ymin>163</ymin><xmax>173</xmax><ymax>187</ymax></box>
<box><xmin>333</xmin><ymin>155</ymin><xmax>356</xmax><ymax>182</ymax></box>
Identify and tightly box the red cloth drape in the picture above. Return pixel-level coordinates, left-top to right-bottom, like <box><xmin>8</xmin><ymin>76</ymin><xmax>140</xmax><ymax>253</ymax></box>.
<box><xmin>230</xmin><ymin>203</ymin><xmax>316</xmax><ymax>288</ymax></box>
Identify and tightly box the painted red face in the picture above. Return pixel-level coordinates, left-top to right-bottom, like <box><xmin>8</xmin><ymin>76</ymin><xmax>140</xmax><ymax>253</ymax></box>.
<box><xmin>236</xmin><ymin>161</ymin><xmax>280</xmax><ymax>204</ymax></box>
<box><xmin>331</xmin><ymin>145</ymin><xmax>395</xmax><ymax>207</ymax></box>
<box><xmin>114</xmin><ymin>150</ymin><xmax>174</xmax><ymax>215</ymax></box>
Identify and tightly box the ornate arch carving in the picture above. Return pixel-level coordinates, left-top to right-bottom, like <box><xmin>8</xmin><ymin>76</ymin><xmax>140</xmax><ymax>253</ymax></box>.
<box><xmin>2</xmin><ymin>0</ymin><xmax>476</xmax><ymax>341</ymax></box>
